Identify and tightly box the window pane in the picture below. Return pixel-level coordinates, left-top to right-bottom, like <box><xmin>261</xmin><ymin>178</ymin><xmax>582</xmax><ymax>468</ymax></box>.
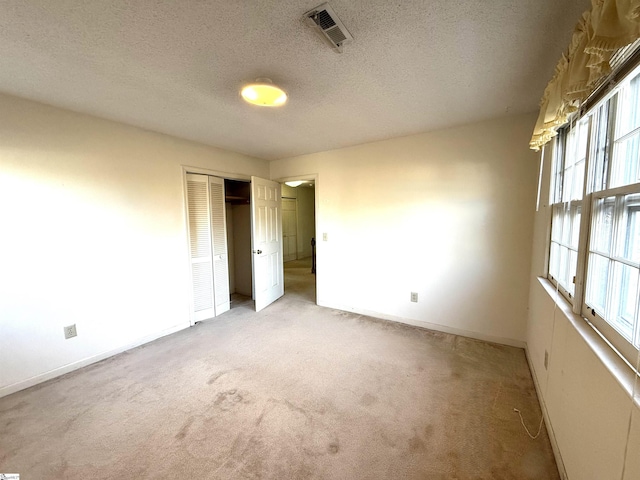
<box><xmin>590</xmin><ymin>102</ymin><xmax>610</xmax><ymax>193</ymax></box>
<box><xmin>610</xmin><ymin>132</ymin><xmax>640</xmax><ymax>188</ymax></box>
<box><xmin>562</xmin><ymin>165</ymin><xmax>574</xmax><ymax>202</ymax></box>
<box><xmin>559</xmin><ymin>246</ymin><xmax>569</xmax><ymax>287</ymax></box>
<box><xmin>578</xmin><ymin>119</ymin><xmax>589</xmax><ymax>155</ymax></box>
<box><xmin>551</xmin><ymin>204</ymin><xmax>564</xmax><ymax>243</ymax></box>
<box><xmin>563</xmin><ymin>120</ymin><xmax>588</xmax><ymax>201</ymax></box>
<box><xmin>561</xmin><ymin>205</ymin><xmax>572</xmax><ymax>245</ymax></box>
<box><xmin>568</xmin><ymin>249</ymin><xmax>578</xmax><ymax>295</ymax></box>
<box><xmin>551</xmin><ymin>134</ymin><xmax>565</xmax><ymax>203</ymax></box>
<box><xmin>573</xmin><ymin>160</ymin><xmax>585</xmax><ymax>199</ymax></box>
<box><xmin>570</xmin><ymin>204</ymin><xmax>581</xmax><ymax>249</ymax></box>
<box><xmin>609</xmin><ymin>262</ymin><xmax>638</xmax><ymax>341</ymax></box>
<box><xmin>591</xmin><ymin>197</ymin><xmax>615</xmax><ymax>254</ymax></box>
<box><xmin>617</xmin><ymin>74</ymin><xmax>640</xmax><ymax>138</ymax></box>
<box><xmin>616</xmin><ymin>196</ymin><xmax>640</xmax><ymax>264</ymax></box>
<box><xmin>549</xmin><ymin>242</ymin><xmax>560</xmax><ymax>279</ymax></box>
<box><xmin>586</xmin><ymin>253</ymin><xmax>610</xmax><ymax>315</ymax></box>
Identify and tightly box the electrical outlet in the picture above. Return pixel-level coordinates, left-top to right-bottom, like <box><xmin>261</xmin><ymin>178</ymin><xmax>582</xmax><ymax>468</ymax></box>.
<box><xmin>64</xmin><ymin>324</ymin><xmax>77</xmax><ymax>339</ymax></box>
<box><xmin>411</xmin><ymin>292</ymin><xmax>418</xmax><ymax>303</ymax></box>
<box><xmin>323</xmin><ymin>233</ymin><xmax>328</xmax><ymax>241</ymax></box>
<box><xmin>544</xmin><ymin>350</ymin><xmax>549</xmax><ymax>370</ymax></box>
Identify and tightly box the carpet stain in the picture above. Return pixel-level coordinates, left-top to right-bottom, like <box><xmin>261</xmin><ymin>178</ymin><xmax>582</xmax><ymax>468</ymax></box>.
<box><xmin>50</xmin><ymin>459</ymin><xmax>69</xmax><ymax>478</ymax></box>
<box><xmin>207</xmin><ymin>370</ymin><xmax>231</xmax><ymax>385</ymax></box>
<box><xmin>424</xmin><ymin>424</ymin><xmax>434</xmax><ymax>438</ymax></box>
<box><xmin>328</xmin><ymin>442</ymin><xmax>339</xmax><ymax>454</ymax></box>
<box><xmin>126</xmin><ymin>389</ymin><xmax>143</xmax><ymax>402</ymax></box>
<box><xmin>60</xmin><ymin>406</ymin><xmax>92</xmax><ymax>434</ymax></box>
<box><xmin>360</xmin><ymin>393</ymin><xmax>378</xmax><ymax>406</ymax></box>
<box><xmin>175</xmin><ymin>417</ymin><xmax>194</xmax><ymax>440</ymax></box>
<box><xmin>284</xmin><ymin>399</ymin><xmax>311</xmax><ymax>420</ymax></box>
<box><xmin>214</xmin><ymin>389</ymin><xmax>250</xmax><ymax>409</ymax></box>
<box><xmin>408</xmin><ymin>434</ymin><xmax>426</xmax><ymax>452</ymax></box>
<box><xmin>0</xmin><ymin>400</ymin><xmax>29</xmax><ymax>413</ymax></box>
<box><xmin>380</xmin><ymin>431</ymin><xmax>397</xmax><ymax>448</ymax></box>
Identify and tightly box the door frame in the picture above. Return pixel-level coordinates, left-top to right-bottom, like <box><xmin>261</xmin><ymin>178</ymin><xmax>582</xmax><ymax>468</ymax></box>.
<box><xmin>274</xmin><ymin>174</ymin><xmax>319</xmax><ymax>305</ymax></box>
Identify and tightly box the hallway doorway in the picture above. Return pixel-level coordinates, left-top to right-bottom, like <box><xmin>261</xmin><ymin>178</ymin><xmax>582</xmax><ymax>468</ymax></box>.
<box><xmin>280</xmin><ymin>178</ymin><xmax>317</xmax><ymax>304</ymax></box>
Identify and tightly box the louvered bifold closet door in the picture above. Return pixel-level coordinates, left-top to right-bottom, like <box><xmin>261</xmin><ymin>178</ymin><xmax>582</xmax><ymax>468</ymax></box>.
<box><xmin>186</xmin><ymin>174</ymin><xmax>216</xmax><ymax>322</ymax></box>
<box><xmin>209</xmin><ymin>176</ymin><xmax>230</xmax><ymax>315</ymax></box>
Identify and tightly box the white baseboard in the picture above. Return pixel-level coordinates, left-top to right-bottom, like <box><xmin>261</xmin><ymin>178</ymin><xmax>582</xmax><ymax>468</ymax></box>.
<box><xmin>319</xmin><ymin>301</ymin><xmax>526</xmax><ymax>348</ymax></box>
<box><xmin>524</xmin><ymin>345</ymin><xmax>567</xmax><ymax>480</ymax></box>
<box><xmin>0</xmin><ymin>323</ymin><xmax>190</xmax><ymax>399</ymax></box>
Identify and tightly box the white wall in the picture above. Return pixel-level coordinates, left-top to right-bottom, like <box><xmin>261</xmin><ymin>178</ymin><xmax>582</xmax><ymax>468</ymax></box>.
<box><xmin>526</xmin><ymin>147</ymin><xmax>640</xmax><ymax>480</ymax></box>
<box><xmin>0</xmin><ymin>93</ymin><xmax>268</xmax><ymax>396</ymax></box>
<box><xmin>271</xmin><ymin>113</ymin><xmax>538</xmax><ymax>345</ymax></box>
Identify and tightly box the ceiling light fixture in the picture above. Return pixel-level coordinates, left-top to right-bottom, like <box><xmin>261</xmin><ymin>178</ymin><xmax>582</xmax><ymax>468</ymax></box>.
<box><xmin>241</xmin><ymin>78</ymin><xmax>287</xmax><ymax>107</ymax></box>
<box><xmin>285</xmin><ymin>181</ymin><xmax>305</xmax><ymax>187</ymax></box>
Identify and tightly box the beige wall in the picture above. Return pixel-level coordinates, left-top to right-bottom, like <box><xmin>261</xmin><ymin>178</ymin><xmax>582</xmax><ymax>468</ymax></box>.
<box><xmin>281</xmin><ymin>184</ymin><xmax>297</xmax><ymax>199</ymax></box>
<box><xmin>271</xmin><ymin>113</ymin><xmax>538</xmax><ymax>345</ymax></box>
<box><xmin>0</xmin><ymin>93</ymin><xmax>268</xmax><ymax>395</ymax></box>
<box><xmin>526</xmin><ymin>147</ymin><xmax>640</xmax><ymax>480</ymax></box>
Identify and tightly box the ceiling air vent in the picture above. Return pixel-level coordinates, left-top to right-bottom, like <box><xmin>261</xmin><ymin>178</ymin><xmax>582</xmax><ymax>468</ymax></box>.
<box><xmin>302</xmin><ymin>3</ymin><xmax>353</xmax><ymax>53</ymax></box>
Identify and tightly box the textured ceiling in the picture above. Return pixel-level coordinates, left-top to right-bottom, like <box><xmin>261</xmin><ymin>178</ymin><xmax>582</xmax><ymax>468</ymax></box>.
<box><xmin>0</xmin><ymin>0</ymin><xmax>590</xmax><ymax>160</ymax></box>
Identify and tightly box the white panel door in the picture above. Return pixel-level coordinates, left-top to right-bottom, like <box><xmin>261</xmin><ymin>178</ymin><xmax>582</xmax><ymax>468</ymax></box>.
<box><xmin>186</xmin><ymin>174</ymin><xmax>215</xmax><ymax>322</ymax></box>
<box><xmin>209</xmin><ymin>176</ymin><xmax>230</xmax><ymax>315</ymax></box>
<box><xmin>251</xmin><ymin>176</ymin><xmax>284</xmax><ymax>312</ymax></box>
<box><xmin>282</xmin><ymin>198</ymin><xmax>297</xmax><ymax>262</ymax></box>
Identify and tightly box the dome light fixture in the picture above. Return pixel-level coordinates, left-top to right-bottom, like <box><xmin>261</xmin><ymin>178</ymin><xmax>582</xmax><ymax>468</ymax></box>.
<box><xmin>241</xmin><ymin>78</ymin><xmax>287</xmax><ymax>107</ymax></box>
<box><xmin>285</xmin><ymin>181</ymin><xmax>305</xmax><ymax>187</ymax></box>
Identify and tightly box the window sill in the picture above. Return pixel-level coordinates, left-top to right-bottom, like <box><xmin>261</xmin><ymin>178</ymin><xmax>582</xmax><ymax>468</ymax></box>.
<box><xmin>537</xmin><ymin>277</ymin><xmax>640</xmax><ymax>407</ymax></box>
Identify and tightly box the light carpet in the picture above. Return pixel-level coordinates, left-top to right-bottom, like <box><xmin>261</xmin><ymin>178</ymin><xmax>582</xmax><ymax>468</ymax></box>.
<box><xmin>0</xmin><ymin>261</ymin><xmax>557</xmax><ymax>479</ymax></box>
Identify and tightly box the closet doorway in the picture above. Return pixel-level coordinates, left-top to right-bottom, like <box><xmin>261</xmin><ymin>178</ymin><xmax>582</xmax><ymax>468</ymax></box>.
<box><xmin>184</xmin><ymin>171</ymin><xmax>284</xmax><ymax>323</ymax></box>
<box><xmin>224</xmin><ymin>179</ymin><xmax>253</xmax><ymax>306</ymax></box>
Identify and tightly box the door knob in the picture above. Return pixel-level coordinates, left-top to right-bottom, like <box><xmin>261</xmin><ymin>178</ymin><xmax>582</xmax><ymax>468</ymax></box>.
<box><xmin>253</xmin><ymin>249</ymin><xmax>262</xmax><ymax>254</ymax></box>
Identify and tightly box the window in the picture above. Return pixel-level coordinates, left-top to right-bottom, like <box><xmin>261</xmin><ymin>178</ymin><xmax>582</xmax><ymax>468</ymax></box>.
<box><xmin>548</xmin><ymin>120</ymin><xmax>588</xmax><ymax>298</ymax></box>
<box><xmin>549</xmin><ymin>64</ymin><xmax>640</xmax><ymax>366</ymax></box>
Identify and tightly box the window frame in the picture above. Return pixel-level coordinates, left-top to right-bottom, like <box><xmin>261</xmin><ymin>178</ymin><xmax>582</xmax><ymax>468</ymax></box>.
<box><xmin>547</xmin><ymin>63</ymin><xmax>640</xmax><ymax>368</ymax></box>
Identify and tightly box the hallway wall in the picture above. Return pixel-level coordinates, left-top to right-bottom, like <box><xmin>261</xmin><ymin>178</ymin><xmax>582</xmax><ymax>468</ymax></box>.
<box><xmin>297</xmin><ymin>186</ymin><xmax>315</xmax><ymax>259</ymax></box>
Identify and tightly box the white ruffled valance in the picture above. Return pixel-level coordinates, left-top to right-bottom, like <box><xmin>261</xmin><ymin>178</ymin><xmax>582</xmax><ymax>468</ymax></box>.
<box><xmin>530</xmin><ymin>0</ymin><xmax>640</xmax><ymax>151</ymax></box>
